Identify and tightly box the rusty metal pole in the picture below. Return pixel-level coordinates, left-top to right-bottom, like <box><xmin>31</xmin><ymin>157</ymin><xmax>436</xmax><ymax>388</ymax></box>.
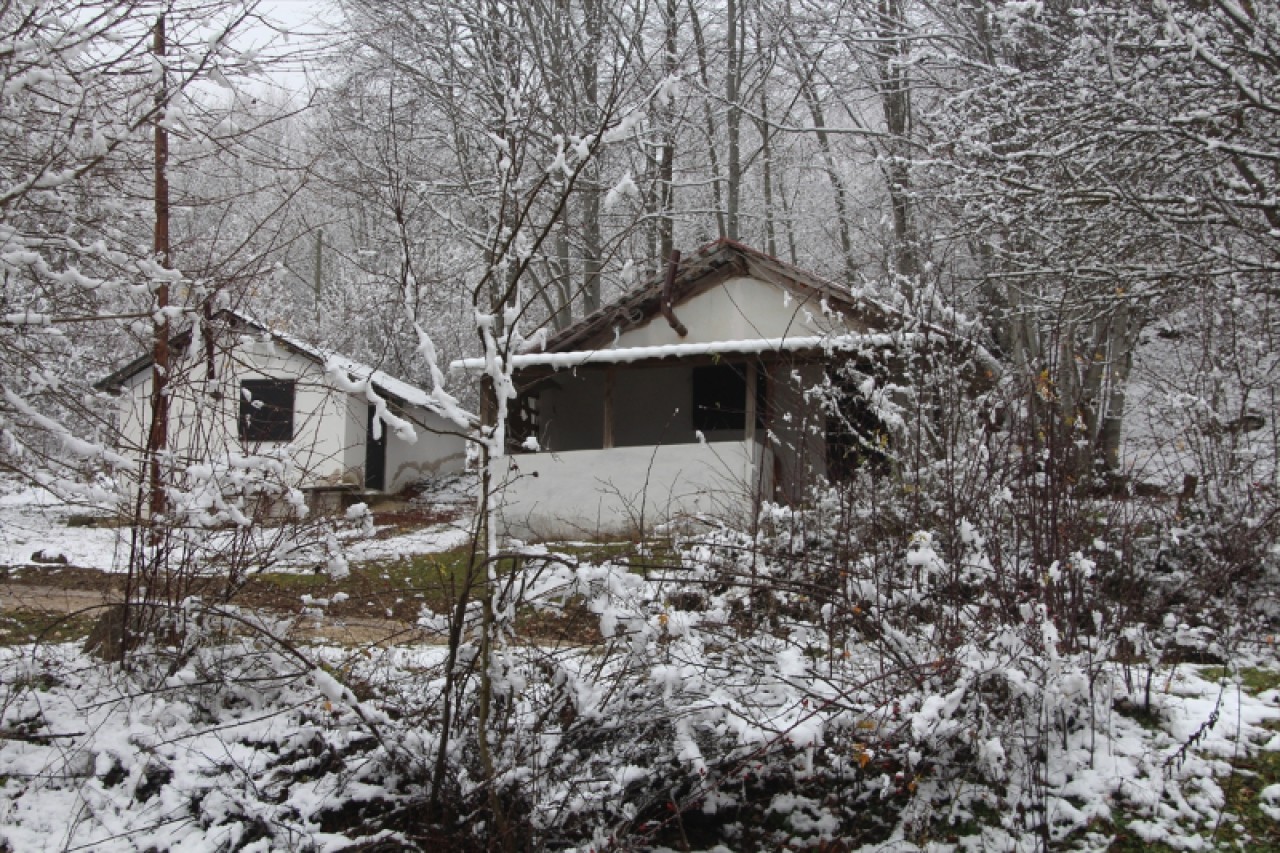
<box><xmin>119</xmin><ymin>14</ymin><xmax>172</xmax><ymax>662</ymax></box>
<box><xmin>147</xmin><ymin>14</ymin><xmax>170</xmax><ymax>517</ymax></box>
<box><xmin>147</xmin><ymin>13</ymin><xmax>170</xmax><ymax>527</ymax></box>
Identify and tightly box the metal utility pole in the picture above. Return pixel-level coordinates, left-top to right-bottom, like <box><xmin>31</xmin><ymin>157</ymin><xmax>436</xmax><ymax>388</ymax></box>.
<box><xmin>313</xmin><ymin>229</ymin><xmax>323</xmax><ymax>303</ymax></box>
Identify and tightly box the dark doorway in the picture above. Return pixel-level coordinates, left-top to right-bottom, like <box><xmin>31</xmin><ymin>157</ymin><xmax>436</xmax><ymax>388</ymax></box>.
<box><xmin>824</xmin><ymin>365</ymin><xmax>890</xmax><ymax>481</ymax></box>
<box><xmin>365</xmin><ymin>405</ymin><xmax>387</xmax><ymax>491</ymax></box>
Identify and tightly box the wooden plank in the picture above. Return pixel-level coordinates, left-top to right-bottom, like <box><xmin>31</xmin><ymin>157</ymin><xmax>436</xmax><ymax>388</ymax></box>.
<box><xmin>603</xmin><ymin>367</ymin><xmax>615</xmax><ymax>449</ymax></box>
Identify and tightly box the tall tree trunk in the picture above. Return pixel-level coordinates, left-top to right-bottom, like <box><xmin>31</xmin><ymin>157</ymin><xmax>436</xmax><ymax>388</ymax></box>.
<box><xmin>689</xmin><ymin>0</ymin><xmax>727</xmax><ymax>239</ymax></box>
<box><xmin>658</xmin><ymin>0</ymin><xmax>678</xmax><ymax>263</ymax></box>
<box><xmin>555</xmin><ymin>227</ymin><xmax>573</xmax><ymax>331</ymax></box>
<box><xmin>875</xmin><ymin>0</ymin><xmax>919</xmax><ymax>300</ymax></box>
<box><xmin>1095</xmin><ymin>302</ymin><xmax>1137</xmax><ymax>473</ymax></box>
<box><xmin>725</xmin><ymin>0</ymin><xmax>742</xmax><ymax>240</ymax></box>
<box><xmin>581</xmin><ymin>0</ymin><xmax>603</xmax><ymax>315</ymax></box>
<box><xmin>756</xmin><ymin>26</ymin><xmax>777</xmax><ymax>257</ymax></box>
<box><xmin>799</xmin><ymin>78</ymin><xmax>856</xmax><ymax>286</ymax></box>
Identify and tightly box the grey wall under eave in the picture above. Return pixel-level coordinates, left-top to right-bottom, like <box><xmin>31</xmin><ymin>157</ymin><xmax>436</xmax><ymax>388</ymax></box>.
<box><xmin>537</xmin><ymin>370</ymin><xmax>605</xmax><ymax>451</ymax></box>
<box><xmin>536</xmin><ymin>363</ymin><xmax>760</xmax><ymax>452</ymax></box>
<box><xmin>764</xmin><ymin>362</ymin><xmax>828</xmax><ymax>502</ymax></box>
<box><xmin>613</xmin><ymin>366</ymin><xmax>693</xmax><ymax>446</ymax></box>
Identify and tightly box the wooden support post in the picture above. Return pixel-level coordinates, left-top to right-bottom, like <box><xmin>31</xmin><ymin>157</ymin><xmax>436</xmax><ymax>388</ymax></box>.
<box><xmin>744</xmin><ymin>361</ymin><xmax>758</xmax><ymax>444</ymax></box>
<box><xmin>147</xmin><ymin>13</ymin><xmax>170</xmax><ymax>526</ymax></box>
<box><xmin>603</xmin><ymin>368</ymin><xmax>615</xmax><ymax>449</ymax></box>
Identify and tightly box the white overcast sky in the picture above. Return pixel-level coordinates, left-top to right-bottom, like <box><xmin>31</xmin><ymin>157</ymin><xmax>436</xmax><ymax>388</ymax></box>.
<box><xmin>235</xmin><ymin>0</ymin><xmax>339</xmax><ymax>101</ymax></box>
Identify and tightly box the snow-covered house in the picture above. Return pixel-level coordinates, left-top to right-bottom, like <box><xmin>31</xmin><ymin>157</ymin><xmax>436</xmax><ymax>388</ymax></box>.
<box><xmin>98</xmin><ymin>311</ymin><xmax>469</xmax><ymax>511</ymax></box>
<box><xmin>453</xmin><ymin>240</ymin><xmax>958</xmax><ymax>540</ymax></box>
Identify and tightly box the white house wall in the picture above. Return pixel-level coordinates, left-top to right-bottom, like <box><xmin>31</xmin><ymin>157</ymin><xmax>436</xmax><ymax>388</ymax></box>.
<box><xmin>340</xmin><ymin>392</ymin><xmax>366</xmax><ymax>483</ymax></box>
<box><xmin>115</xmin><ymin>340</ymin><xmax>350</xmax><ymax>487</ymax></box>
<box><xmin>111</xmin><ymin>335</ymin><xmax>465</xmax><ymax>498</ymax></box>
<box><xmin>608</xmin><ymin>276</ymin><xmax>859</xmax><ymax>351</ymax></box>
<box><xmin>382</xmin><ymin>407</ymin><xmax>468</xmax><ymax>492</ymax></box>
<box><xmin>531</xmin><ymin>359</ymin><xmax>831</xmax><ymax>497</ymax></box>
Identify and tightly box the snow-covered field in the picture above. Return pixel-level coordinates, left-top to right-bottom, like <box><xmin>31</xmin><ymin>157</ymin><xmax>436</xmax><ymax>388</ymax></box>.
<box><xmin>0</xmin><ymin>487</ymin><xmax>473</xmax><ymax>574</ymax></box>
<box><xmin>0</xmin><ymin>635</ymin><xmax>1277</xmax><ymax>851</ymax></box>
<box><xmin>3</xmin><ymin>487</ymin><xmax>1279</xmax><ymax>851</ymax></box>
<box><xmin>0</xmin><ymin>489</ymin><xmax>129</xmax><ymax>572</ymax></box>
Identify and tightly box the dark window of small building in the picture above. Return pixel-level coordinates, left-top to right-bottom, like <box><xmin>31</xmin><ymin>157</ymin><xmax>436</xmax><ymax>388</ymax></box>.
<box><xmin>693</xmin><ymin>364</ymin><xmax>747</xmax><ymax>432</ymax></box>
<box><xmin>239</xmin><ymin>379</ymin><xmax>294</xmax><ymax>442</ymax></box>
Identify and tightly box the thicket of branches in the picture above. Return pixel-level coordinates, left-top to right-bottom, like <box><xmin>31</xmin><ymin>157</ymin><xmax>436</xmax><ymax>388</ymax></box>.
<box><xmin>2</xmin><ymin>0</ymin><xmax>1280</xmax><ymax>850</ymax></box>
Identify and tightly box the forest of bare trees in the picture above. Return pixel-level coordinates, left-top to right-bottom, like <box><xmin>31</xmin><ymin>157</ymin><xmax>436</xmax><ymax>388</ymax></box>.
<box><xmin>3</xmin><ymin>0</ymin><xmax>1280</xmax><ymax>850</ymax></box>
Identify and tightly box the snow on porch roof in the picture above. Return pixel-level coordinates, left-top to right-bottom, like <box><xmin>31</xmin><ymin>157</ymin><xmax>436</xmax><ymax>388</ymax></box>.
<box><xmin>97</xmin><ymin>309</ymin><xmax>473</xmax><ymax>423</ymax></box>
<box><xmin>450</xmin><ymin>332</ymin><xmax>918</xmax><ymax>374</ymax></box>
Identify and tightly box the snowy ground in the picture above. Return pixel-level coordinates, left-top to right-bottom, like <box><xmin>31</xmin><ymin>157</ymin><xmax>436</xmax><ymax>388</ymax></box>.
<box><xmin>0</xmin><ymin>486</ymin><xmax>474</xmax><ymax>574</ymax></box>
<box><xmin>0</xmin><ymin>489</ymin><xmax>129</xmax><ymax>571</ymax></box>
<box><xmin>0</xmin><ymin>637</ymin><xmax>1277</xmax><ymax>851</ymax></box>
<box><xmin>0</xmin><ymin>640</ymin><xmax>453</xmax><ymax>852</ymax></box>
<box><xmin>4</xmin><ymin>483</ymin><xmax>1280</xmax><ymax>850</ymax></box>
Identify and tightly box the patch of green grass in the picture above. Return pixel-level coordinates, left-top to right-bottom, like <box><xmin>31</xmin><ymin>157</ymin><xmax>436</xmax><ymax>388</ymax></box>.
<box><xmin>252</xmin><ymin>571</ymin><xmax>329</xmax><ymax>591</ymax></box>
<box><xmin>1096</xmin><ymin>719</ymin><xmax>1280</xmax><ymax>852</ymax></box>
<box><xmin>922</xmin><ymin>800</ymin><xmax>1004</xmax><ymax>844</ymax></box>
<box><xmin>364</xmin><ymin>547</ymin><xmax>481</xmax><ymax>607</ymax></box>
<box><xmin>244</xmin><ymin>546</ymin><xmax>480</xmax><ymax>618</ymax></box>
<box><xmin>1116</xmin><ymin>699</ymin><xmax>1165</xmax><ymax>732</ymax></box>
<box><xmin>1199</xmin><ymin>666</ymin><xmax>1280</xmax><ymax>695</ymax></box>
<box><xmin>545</xmin><ymin>540</ymin><xmax>643</xmax><ymax>563</ymax></box>
<box><xmin>242</xmin><ymin>542</ymin><xmax>634</xmax><ymax>641</ymax></box>
<box><xmin>1216</xmin><ymin>722</ymin><xmax>1280</xmax><ymax>851</ymax></box>
<box><xmin>0</xmin><ymin>610</ymin><xmax>95</xmax><ymax>646</ymax></box>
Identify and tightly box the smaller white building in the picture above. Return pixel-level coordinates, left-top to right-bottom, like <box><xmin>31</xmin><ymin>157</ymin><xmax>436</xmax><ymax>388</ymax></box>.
<box><xmin>99</xmin><ymin>311</ymin><xmax>470</xmax><ymax>511</ymax></box>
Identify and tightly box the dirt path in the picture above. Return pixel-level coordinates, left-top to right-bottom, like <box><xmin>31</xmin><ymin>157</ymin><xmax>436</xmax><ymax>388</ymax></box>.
<box><xmin>0</xmin><ymin>582</ymin><xmax>114</xmax><ymax>616</ymax></box>
<box><xmin>0</xmin><ymin>572</ymin><xmax>433</xmax><ymax>647</ymax></box>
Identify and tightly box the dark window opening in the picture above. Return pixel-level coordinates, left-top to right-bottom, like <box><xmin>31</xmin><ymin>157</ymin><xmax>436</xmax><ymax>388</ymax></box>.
<box><xmin>824</xmin><ymin>365</ymin><xmax>890</xmax><ymax>481</ymax></box>
<box><xmin>693</xmin><ymin>365</ymin><xmax>747</xmax><ymax>433</ymax></box>
<box><xmin>692</xmin><ymin>364</ymin><xmax>766</xmax><ymax>435</ymax></box>
<box><xmin>365</xmin><ymin>405</ymin><xmax>387</xmax><ymax>490</ymax></box>
<box><xmin>508</xmin><ymin>392</ymin><xmax>540</xmax><ymax>453</ymax></box>
<box><xmin>239</xmin><ymin>379</ymin><xmax>294</xmax><ymax>442</ymax></box>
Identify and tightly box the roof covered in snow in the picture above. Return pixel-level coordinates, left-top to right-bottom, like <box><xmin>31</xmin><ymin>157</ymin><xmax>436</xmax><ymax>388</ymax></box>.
<box><xmin>96</xmin><ymin>310</ymin><xmax>455</xmax><ymax>418</ymax></box>
<box><xmin>537</xmin><ymin>239</ymin><xmax>903</xmax><ymax>356</ymax></box>
<box><xmin>453</xmin><ymin>334</ymin><xmax>919</xmax><ymax>373</ymax></box>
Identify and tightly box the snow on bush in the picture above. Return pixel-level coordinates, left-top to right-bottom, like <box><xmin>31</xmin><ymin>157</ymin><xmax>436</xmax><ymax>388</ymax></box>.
<box><xmin>2</xmin><ymin>502</ymin><xmax>1279</xmax><ymax>850</ymax></box>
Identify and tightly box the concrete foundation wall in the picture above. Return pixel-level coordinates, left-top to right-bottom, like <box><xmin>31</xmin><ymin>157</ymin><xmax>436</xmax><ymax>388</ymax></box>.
<box><xmin>495</xmin><ymin>439</ymin><xmax>769</xmax><ymax>541</ymax></box>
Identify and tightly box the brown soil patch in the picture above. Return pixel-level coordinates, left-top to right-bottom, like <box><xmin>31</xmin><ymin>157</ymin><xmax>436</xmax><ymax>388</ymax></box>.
<box><xmin>0</xmin><ymin>566</ymin><xmax>430</xmax><ymax>647</ymax></box>
<box><xmin>0</xmin><ymin>561</ymin><xmax>598</xmax><ymax>648</ymax></box>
